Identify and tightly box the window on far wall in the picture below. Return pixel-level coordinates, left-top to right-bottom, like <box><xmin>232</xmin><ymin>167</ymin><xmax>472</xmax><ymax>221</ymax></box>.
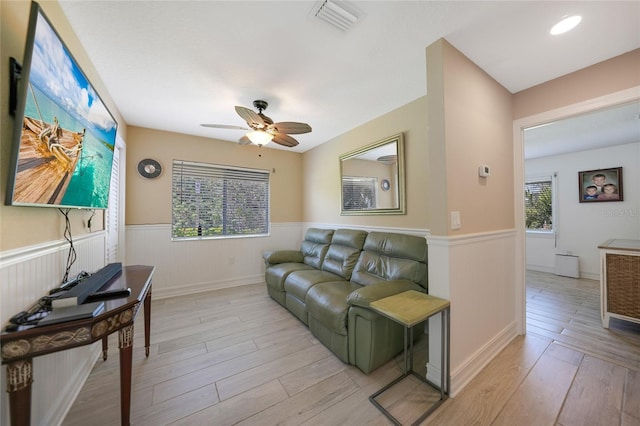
<box><xmin>171</xmin><ymin>160</ymin><xmax>269</xmax><ymax>240</ymax></box>
<box><xmin>524</xmin><ymin>176</ymin><xmax>555</xmax><ymax>232</ymax></box>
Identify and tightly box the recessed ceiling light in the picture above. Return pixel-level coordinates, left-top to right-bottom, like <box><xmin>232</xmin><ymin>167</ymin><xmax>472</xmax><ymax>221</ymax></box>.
<box><xmin>550</xmin><ymin>15</ymin><xmax>582</xmax><ymax>35</ymax></box>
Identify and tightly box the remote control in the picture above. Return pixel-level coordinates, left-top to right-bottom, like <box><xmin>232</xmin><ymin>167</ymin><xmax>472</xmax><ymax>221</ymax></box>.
<box><xmin>85</xmin><ymin>288</ymin><xmax>131</xmax><ymax>302</ymax></box>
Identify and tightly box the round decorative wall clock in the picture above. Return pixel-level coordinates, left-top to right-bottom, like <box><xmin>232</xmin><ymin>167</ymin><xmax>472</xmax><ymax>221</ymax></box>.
<box><xmin>137</xmin><ymin>159</ymin><xmax>162</xmax><ymax>179</ymax></box>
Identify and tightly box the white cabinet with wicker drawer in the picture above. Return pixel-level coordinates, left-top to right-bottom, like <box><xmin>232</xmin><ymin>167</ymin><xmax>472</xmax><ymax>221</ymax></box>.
<box><xmin>598</xmin><ymin>239</ymin><xmax>640</xmax><ymax>328</ymax></box>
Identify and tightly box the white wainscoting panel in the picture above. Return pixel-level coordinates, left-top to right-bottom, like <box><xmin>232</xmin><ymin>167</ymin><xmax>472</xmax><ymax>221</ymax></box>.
<box><xmin>426</xmin><ymin>229</ymin><xmax>518</xmax><ymax>396</ymax></box>
<box><xmin>0</xmin><ymin>233</ymin><xmax>107</xmax><ymax>426</ymax></box>
<box><xmin>125</xmin><ymin>223</ymin><xmax>304</xmax><ymax>299</ymax></box>
<box><xmin>525</xmin><ymin>232</ymin><xmax>557</xmax><ymax>275</ymax></box>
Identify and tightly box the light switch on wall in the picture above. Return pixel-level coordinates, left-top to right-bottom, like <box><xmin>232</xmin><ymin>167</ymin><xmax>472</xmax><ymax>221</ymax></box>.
<box><xmin>451</xmin><ymin>211</ymin><xmax>461</xmax><ymax>230</ymax></box>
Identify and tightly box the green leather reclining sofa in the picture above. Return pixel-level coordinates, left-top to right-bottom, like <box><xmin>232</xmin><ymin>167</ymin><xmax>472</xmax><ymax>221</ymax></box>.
<box><xmin>263</xmin><ymin>228</ymin><xmax>428</xmax><ymax>374</ymax></box>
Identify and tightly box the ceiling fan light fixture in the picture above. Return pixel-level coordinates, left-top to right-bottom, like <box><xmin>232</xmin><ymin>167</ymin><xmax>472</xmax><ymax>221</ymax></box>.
<box><xmin>550</xmin><ymin>15</ymin><xmax>582</xmax><ymax>35</ymax></box>
<box><xmin>377</xmin><ymin>155</ymin><xmax>397</xmax><ymax>165</ymax></box>
<box><xmin>246</xmin><ymin>130</ymin><xmax>273</xmax><ymax>146</ymax></box>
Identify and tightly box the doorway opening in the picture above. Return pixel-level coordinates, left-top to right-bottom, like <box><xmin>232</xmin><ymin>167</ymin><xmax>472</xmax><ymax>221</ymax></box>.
<box><xmin>513</xmin><ymin>87</ymin><xmax>640</xmax><ymax>335</ymax></box>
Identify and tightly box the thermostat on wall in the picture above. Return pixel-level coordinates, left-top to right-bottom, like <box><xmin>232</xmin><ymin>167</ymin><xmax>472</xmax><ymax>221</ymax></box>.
<box><xmin>478</xmin><ymin>165</ymin><xmax>491</xmax><ymax>177</ymax></box>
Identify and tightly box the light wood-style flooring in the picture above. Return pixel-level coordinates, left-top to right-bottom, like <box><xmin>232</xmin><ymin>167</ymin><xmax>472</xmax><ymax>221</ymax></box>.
<box><xmin>63</xmin><ymin>271</ymin><xmax>640</xmax><ymax>425</ymax></box>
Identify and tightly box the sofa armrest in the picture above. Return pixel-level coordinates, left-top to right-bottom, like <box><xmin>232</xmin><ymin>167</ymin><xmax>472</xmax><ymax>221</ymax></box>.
<box><xmin>346</xmin><ymin>280</ymin><xmax>424</xmax><ymax>308</ymax></box>
<box><xmin>263</xmin><ymin>250</ymin><xmax>304</xmax><ymax>265</ymax></box>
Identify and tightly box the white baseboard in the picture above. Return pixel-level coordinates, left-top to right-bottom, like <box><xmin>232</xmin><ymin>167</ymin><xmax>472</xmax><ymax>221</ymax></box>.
<box><xmin>580</xmin><ymin>271</ymin><xmax>599</xmax><ymax>281</ymax></box>
<box><xmin>441</xmin><ymin>321</ymin><xmax>518</xmax><ymax>397</ymax></box>
<box><xmin>527</xmin><ymin>264</ymin><xmax>599</xmax><ymax>281</ymax></box>
<box><xmin>152</xmin><ymin>274</ymin><xmax>264</xmax><ymax>299</ymax></box>
<box><xmin>526</xmin><ymin>264</ymin><xmax>555</xmax><ymax>274</ymax></box>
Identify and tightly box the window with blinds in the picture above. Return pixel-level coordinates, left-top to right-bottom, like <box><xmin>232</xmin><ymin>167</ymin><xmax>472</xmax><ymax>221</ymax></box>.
<box><xmin>342</xmin><ymin>176</ymin><xmax>377</xmax><ymax>210</ymax></box>
<box><xmin>172</xmin><ymin>160</ymin><xmax>269</xmax><ymax>239</ymax></box>
<box><xmin>524</xmin><ymin>177</ymin><xmax>553</xmax><ymax>232</ymax></box>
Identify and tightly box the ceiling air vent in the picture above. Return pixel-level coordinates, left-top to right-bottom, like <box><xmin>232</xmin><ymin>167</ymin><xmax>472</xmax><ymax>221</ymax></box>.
<box><xmin>313</xmin><ymin>0</ymin><xmax>358</xmax><ymax>32</ymax></box>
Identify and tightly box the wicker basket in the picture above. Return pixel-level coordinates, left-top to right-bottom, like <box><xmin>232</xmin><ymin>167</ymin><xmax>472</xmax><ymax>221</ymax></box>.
<box><xmin>606</xmin><ymin>254</ymin><xmax>640</xmax><ymax>320</ymax></box>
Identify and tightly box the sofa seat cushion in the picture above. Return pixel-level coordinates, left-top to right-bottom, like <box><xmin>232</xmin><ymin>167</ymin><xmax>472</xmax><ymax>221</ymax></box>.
<box><xmin>283</xmin><ymin>269</ymin><xmax>343</xmax><ymax>302</ymax></box>
<box><xmin>306</xmin><ymin>281</ymin><xmax>361</xmax><ymax>335</ymax></box>
<box><xmin>265</xmin><ymin>263</ymin><xmax>315</xmax><ymax>292</ymax></box>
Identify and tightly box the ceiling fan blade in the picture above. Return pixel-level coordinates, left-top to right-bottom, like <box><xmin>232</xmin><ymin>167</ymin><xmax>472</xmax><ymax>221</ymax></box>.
<box><xmin>201</xmin><ymin>124</ymin><xmax>249</xmax><ymax>130</ymax></box>
<box><xmin>269</xmin><ymin>122</ymin><xmax>312</xmax><ymax>135</ymax></box>
<box><xmin>238</xmin><ymin>135</ymin><xmax>252</xmax><ymax>145</ymax></box>
<box><xmin>271</xmin><ymin>133</ymin><xmax>299</xmax><ymax>147</ymax></box>
<box><xmin>235</xmin><ymin>106</ymin><xmax>266</xmax><ymax>129</ymax></box>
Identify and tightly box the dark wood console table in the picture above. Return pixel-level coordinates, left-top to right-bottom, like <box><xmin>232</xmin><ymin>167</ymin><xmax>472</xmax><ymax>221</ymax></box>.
<box><xmin>1</xmin><ymin>265</ymin><xmax>155</xmax><ymax>426</ymax></box>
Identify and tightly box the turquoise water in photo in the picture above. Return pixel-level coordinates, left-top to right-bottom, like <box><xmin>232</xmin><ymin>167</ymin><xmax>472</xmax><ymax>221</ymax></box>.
<box><xmin>23</xmin><ymin>84</ymin><xmax>114</xmax><ymax>208</ymax></box>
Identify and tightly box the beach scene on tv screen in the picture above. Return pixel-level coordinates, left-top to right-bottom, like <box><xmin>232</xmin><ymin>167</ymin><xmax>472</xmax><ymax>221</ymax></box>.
<box><xmin>13</xmin><ymin>11</ymin><xmax>117</xmax><ymax>208</ymax></box>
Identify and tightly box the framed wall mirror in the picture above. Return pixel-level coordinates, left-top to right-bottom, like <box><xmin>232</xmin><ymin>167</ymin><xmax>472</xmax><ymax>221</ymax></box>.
<box><xmin>340</xmin><ymin>133</ymin><xmax>405</xmax><ymax>215</ymax></box>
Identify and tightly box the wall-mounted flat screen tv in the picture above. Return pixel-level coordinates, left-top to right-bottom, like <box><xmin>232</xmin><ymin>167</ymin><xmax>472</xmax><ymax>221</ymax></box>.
<box><xmin>5</xmin><ymin>1</ymin><xmax>118</xmax><ymax>209</ymax></box>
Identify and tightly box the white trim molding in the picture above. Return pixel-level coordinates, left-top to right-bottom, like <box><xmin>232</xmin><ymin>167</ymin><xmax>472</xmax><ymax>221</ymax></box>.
<box><xmin>0</xmin><ymin>233</ymin><xmax>107</xmax><ymax>426</ymax></box>
<box><xmin>513</xmin><ymin>85</ymin><xmax>640</xmax><ymax>339</ymax></box>
<box><xmin>426</xmin><ymin>229</ymin><xmax>519</xmax><ymax>397</ymax></box>
<box><xmin>304</xmin><ymin>222</ymin><xmax>430</xmax><ymax>238</ymax></box>
<box><xmin>0</xmin><ymin>231</ymin><xmax>106</xmax><ymax>267</ymax></box>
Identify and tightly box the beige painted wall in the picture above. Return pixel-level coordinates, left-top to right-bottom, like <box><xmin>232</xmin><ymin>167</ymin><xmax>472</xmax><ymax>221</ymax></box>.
<box><xmin>302</xmin><ymin>96</ymin><xmax>429</xmax><ymax>229</ymax></box>
<box><xmin>425</xmin><ymin>41</ymin><xmax>448</xmax><ymax>235</ymax></box>
<box><xmin>341</xmin><ymin>158</ymin><xmax>396</xmax><ymax>209</ymax></box>
<box><xmin>428</xmin><ymin>39</ymin><xmax>514</xmax><ymax>236</ymax></box>
<box><xmin>513</xmin><ymin>49</ymin><xmax>640</xmax><ymax>119</ymax></box>
<box><xmin>126</xmin><ymin>126</ymin><xmax>303</xmax><ymax>224</ymax></box>
<box><xmin>0</xmin><ymin>1</ymin><xmax>125</xmax><ymax>251</ymax></box>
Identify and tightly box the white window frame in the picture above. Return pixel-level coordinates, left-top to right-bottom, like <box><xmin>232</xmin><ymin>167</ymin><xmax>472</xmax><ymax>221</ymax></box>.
<box><xmin>524</xmin><ymin>173</ymin><xmax>557</xmax><ymax>236</ymax></box>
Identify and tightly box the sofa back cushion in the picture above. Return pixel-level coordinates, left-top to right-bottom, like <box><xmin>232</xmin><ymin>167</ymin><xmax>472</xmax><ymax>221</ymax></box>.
<box><xmin>351</xmin><ymin>232</ymin><xmax>428</xmax><ymax>289</ymax></box>
<box><xmin>301</xmin><ymin>228</ymin><xmax>334</xmax><ymax>268</ymax></box>
<box><xmin>321</xmin><ymin>229</ymin><xmax>368</xmax><ymax>280</ymax></box>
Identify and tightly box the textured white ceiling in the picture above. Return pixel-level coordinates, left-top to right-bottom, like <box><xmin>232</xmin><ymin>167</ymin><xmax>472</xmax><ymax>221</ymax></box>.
<box><xmin>525</xmin><ymin>100</ymin><xmax>640</xmax><ymax>159</ymax></box>
<box><xmin>57</xmin><ymin>1</ymin><xmax>640</xmax><ymax>154</ymax></box>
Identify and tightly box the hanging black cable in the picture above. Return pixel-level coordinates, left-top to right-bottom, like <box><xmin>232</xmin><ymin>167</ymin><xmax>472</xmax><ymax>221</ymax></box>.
<box><xmin>87</xmin><ymin>209</ymin><xmax>96</xmax><ymax>231</ymax></box>
<box><xmin>59</xmin><ymin>208</ymin><xmax>76</xmax><ymax>283</ymax></box>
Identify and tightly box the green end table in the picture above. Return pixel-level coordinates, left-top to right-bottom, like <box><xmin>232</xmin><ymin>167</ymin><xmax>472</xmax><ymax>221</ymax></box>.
<box><xmin>368</xmin><ymin>290</ymin><xmax>450</xmax><ymax>426</ymax></box>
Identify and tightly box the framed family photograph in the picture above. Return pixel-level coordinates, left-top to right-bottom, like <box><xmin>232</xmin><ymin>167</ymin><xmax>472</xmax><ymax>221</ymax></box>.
<box><xmin>578</xmin><ymin>167</ymin><xmax>623</xmax><ymax>203</ymax></box>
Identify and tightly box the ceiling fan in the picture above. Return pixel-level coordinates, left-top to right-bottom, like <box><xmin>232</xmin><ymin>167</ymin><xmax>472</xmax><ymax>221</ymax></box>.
<box><xmin>201</xmin><ymin>100</ymin><xmax>312</xmax><ymax>147</ymax></box>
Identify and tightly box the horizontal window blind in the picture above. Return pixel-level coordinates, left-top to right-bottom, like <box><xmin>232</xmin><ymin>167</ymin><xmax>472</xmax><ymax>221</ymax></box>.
<box><xmin>172</xmin><ymin>160</ymin><xmax>269</xmax><ymax>239</ymax></box>
<box><xmin>342</xmin><ymin>176</ymin><xmax>377</xmax><ymax>210</ymax></box>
